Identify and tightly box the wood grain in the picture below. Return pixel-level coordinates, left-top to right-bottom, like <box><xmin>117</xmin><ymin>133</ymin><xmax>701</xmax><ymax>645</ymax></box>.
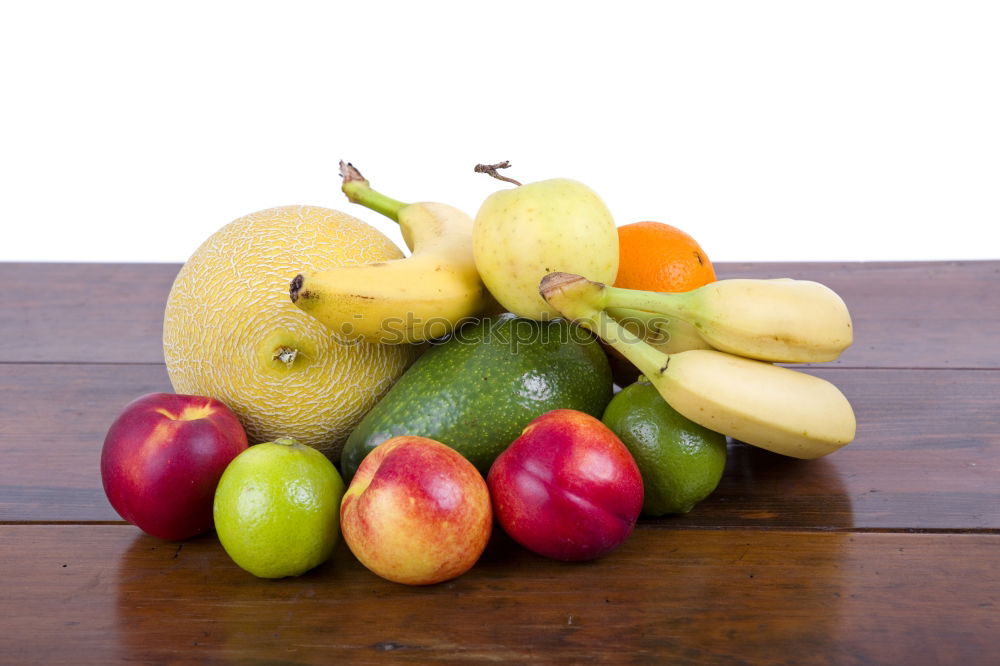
<box><xmin>718</xmin><ymin>260</ymin><xmax>1000</xmax><ymax>370</ymax></box>
<box><xmin>1</xmin><ymin>525</ymin><xmax>996</xmax><ymax>665</ymax></box>
<box><xmin>1</xmin><ymin>262</ymin><xmax>179</xmax><ymax>364</ymax></box>
<box><xmin>0</xmin><ymin>363</ymin><xmax>172</xmax><ymax>522</ymax></box>
<box><xmin>3</xmin><ymin>261</ymin><xmax>998</xmax><ymax>368</ymax></box>
<box><xmin>3</xmin><ymin>363</ymin><xmax>997</xmax><ymax>530</ymax></box>
<box><xmin>2</xmin><ymin>260</ymin><xmax>998</xmax><ymax>665</ymax></box>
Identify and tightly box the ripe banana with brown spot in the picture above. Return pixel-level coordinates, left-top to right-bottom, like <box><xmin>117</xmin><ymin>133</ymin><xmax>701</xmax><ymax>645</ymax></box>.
<box><xmin>290</xmin><ymin>163</ymin><xmax>492</xmax><ymax>344</ymax></box>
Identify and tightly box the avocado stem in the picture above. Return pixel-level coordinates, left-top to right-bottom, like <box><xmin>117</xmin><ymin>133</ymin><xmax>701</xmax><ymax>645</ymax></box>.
<box><xmin>339</xmin><ymin>161</ymin><xmax>408</xmax><ymax>223</ymax></box>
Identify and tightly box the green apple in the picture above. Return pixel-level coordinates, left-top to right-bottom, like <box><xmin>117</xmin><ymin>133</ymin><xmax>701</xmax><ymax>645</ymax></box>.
<box><xmin>213</xmin><ymin>437</ymin><xmax>345</xmax><ymax>578</ymax></box>
<box><xmin>472</xmin><ymin>178</ymin><xmax>618</xmax><ymax>320</ymax></box>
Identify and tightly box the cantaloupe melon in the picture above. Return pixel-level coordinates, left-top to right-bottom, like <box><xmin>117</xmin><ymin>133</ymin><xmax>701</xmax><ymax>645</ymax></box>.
<box><xmin>163</xmin><ymin>205</ymin><xmax>419</xmax><ymax>459</ymax></box>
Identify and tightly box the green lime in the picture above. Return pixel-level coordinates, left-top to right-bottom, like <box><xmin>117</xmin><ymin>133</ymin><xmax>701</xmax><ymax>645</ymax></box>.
<box><xmin>602</xmin><ymin>379</ymin><xmax>727</xmax><ymax>515</ymax></box>
<box><xmin>213</xmin><ymin>437</ymin><xmax>345</xmax><ymax>578</ymax></box>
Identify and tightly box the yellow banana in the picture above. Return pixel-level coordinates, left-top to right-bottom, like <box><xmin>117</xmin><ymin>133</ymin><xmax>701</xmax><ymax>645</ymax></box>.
<box><xmin>602</xmin><ymin>306</ymin><xmax>715</xmax><ymax>386</ymax></box>
<box><xmin>659</xmin><ymin>278</ymin><xmax>853</xmax><ymax>362</ymax></box>
<box><xmin>541</xmin><ymin>272</ymin><xmax>856</xmax><ymax>458</ymax></box>
<box><xmin>290</xmin><ymin>163</ymin><xmax>492</xmax><ymax>344</ymax></box>
<box><xmin>606</xmin><ymin>307</ymin><xmax>714</xmax><ymax>355</ymax></box>
<box><xmin>647</xmin><ymin>349</ymin><xmax>856</xmax><ymax>458</ymax></box>
<box><xmin>542</xmin><ymin>274</ymin><xmax>852</xmax><ymax>363</ymax></box>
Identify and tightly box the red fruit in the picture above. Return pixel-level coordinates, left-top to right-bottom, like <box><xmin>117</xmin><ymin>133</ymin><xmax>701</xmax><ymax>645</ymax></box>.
<box><xmin>101</xmin><ymin>392</ymin><xmax>248</xmax><ymax>540</ymax></box>
<box><xmin>340</xmin><ymin>436</ymin><xmax>493</xmax><ymax>585</ymax></box>
<box><xmin>487</xmin><ymin>409</ymin><xmax>643</xmax><ymax>561</ymax></box>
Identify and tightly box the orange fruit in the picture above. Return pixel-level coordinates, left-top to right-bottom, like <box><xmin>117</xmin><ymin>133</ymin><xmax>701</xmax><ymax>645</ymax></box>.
<box><xmin>608</xmin><ymin>221</ymin><xmax>716</xmax><ymax>388</ymax></box>
<box><xmin>614</xmin><ymin>221</ymin><xmax>716</xmax><ymax>292</ymax></box>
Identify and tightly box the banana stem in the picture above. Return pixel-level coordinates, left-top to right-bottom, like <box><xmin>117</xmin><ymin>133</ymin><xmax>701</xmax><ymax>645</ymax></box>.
<box><xmin>339</xmin><ymin>161</ymin><xmax>407</xmax><ymax>223</ymax></box>
<box><xmin>601</xmin><ymin>284</ymin><xmax>695</xmax><ymax>320</ymax></box>
<box><xmin>540</xmin><ymin>272</ymin><xmax>670</xmax><ymax>379</ymax></box>
<box><xmin>593</xmin><ymin>309</ymin><xmax>673</xmax><ymax>379</ymax></box>
<box><xmin>606</xmin><ymin>307</ymin><xmax>673</xmax><ymax>343</ymax></box>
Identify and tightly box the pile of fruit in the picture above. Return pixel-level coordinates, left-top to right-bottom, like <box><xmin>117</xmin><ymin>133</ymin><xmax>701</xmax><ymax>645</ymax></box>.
<box><xmin>100</xmin><ymin>161</ymin><xmax>856</xmax><ymax>584</ymax></box>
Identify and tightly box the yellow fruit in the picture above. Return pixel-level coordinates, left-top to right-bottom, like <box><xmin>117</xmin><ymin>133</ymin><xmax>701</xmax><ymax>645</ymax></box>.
<box><xmin>163</xmin><ymin>205</ymin><xmax>419</xmax><ymax>459</ymax></box>
<box><xmin>472</xmin><ymin>178</ymin><xmax>618</xmax><ymax>320</ymax></box>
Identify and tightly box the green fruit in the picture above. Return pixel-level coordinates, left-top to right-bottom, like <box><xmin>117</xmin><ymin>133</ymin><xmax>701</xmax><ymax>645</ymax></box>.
<box><xmin>473</xmin><ymin>178</ymin><xmax>618</xmax><ymax>320</ymax></box>
<box><xmin>341</xmin><ymin>314</ymin><xmax>613</xmax><ymax>479</ymax></box>
<box><xmin>602</xmin><ymin>378</ymin><xmax>727</xmax><ymax>515</ymax></box>
<box><xmin>213</xmin><ymin>437</ymin><xmax>345</xmax><ymax>578</ymax></box>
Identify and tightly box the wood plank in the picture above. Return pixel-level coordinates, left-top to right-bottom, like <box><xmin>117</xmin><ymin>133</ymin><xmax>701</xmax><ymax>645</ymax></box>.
<box><xmin>1</xmin><ymin>525</ymin><xmax>996</xmax><ymax>664</ymax></box>
<box><xmin>0</xmin><ymin>262</ymin><xmax>179</xmax><ymax>364</ymax></box>
<box><xmin>716</xmin><ymin>260</ymin><xmax>1000</xmax><ymax>370</ymax></box>
<box><xmin>3</xmin><ymin>260</ymin><xmax>999</xmax><ymax>368</ymax></box>
<box><xmin>2</xmin><ymin>364</ymin><xmax>998</xmax><ymax>530</ymax></box>
<box><xmin>0</xmin><ymin>364</ymin><xmax>172</xmax><ymax>522</ymax></box>
<box><xmin>687</xmin><ymin>365</ymin><xmax>1000</xmax><ymax>530</ymax></box>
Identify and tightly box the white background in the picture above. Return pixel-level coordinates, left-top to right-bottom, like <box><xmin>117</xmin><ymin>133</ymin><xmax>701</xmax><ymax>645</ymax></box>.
<box><xmin>1</xmin><ymin>1</ymin><xmax>998</xmax><ymax>263</ymax></box>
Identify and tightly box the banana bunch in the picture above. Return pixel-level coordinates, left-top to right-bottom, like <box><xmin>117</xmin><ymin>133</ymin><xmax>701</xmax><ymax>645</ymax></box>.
<box><xmin>290</xmin><ymin>163</ymin><xmax>493</xmax><ymax>344</ymax></box>
<box><xmin>540</xmin><ymin>272</ymin><xmax>857</xmax><ymax>459</ymax></box>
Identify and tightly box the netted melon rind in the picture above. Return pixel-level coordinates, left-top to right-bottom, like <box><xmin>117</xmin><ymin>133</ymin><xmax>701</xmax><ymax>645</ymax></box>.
<box><xmin>163</xmin><ymin>205</ymin><xmax>418</xmax><ymax>459</ymax></box>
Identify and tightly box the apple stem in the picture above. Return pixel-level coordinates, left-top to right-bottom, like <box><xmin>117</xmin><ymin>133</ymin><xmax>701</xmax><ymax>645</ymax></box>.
<box><xmin>474</xmin><ymin>161</ymin><xmax>522</xmax><ymax>186</ymax></box>
<box><xmin>339</xmin><ymin>161</ymin><xmax>407</xmax><ymax>223</ymax></box>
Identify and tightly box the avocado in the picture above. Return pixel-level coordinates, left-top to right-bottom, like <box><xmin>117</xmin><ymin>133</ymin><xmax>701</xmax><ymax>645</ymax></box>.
<box><xmin>340</xmin><ymin>314</ymin><xmax>613</xmax><ymax>479</ymax></box>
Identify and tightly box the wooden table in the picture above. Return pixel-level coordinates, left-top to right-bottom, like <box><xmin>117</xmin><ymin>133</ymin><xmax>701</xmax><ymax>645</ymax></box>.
<box><xmin>2</xmin><ymin>260</ymin><xmax>998</xmax><ymax>664</ymax></box>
